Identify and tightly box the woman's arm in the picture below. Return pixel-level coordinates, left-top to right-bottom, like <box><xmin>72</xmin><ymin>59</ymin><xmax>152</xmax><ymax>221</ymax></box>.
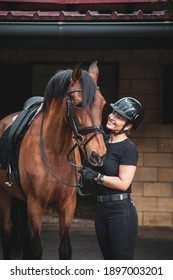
<box><xmin>99</xmin><ymin>165</ymin><xmax>136</xmax><ymax>191</ymax></box>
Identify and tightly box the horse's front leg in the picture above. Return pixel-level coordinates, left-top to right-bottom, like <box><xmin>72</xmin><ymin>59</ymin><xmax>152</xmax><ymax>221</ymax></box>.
<box><xmin>0</xmin><ymin>187</ymin><xmax>13</xmax><ymax>259</ymax></box>
<box><xmin>58</xmin><ymin>190</ymin><xmax>77</xmax><ymax>260</ymax></box>
<box><xmin>23</xmin><ymin>198</ymin><xmax>44</xmax><ymax>260</ymax></box>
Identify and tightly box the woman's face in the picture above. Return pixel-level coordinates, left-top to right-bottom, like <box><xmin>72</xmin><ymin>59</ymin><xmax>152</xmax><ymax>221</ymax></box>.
<box><xmin>106</xmin><ymin>110</ymin><xmax>128</xmax><ymax>132</ymax></box>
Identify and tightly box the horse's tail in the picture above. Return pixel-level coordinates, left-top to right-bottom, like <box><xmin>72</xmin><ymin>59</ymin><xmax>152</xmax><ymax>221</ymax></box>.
<box><xmin>10</xmin><ymin>197</ymin><xmax>28</xmax><ymax>259</ymax></box>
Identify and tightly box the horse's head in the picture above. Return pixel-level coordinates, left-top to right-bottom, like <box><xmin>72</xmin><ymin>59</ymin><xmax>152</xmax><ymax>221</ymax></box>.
<box><xmin>67</xmin><ymin>62</ymin><xmax>107</xmax><ymax>166</ymax></box>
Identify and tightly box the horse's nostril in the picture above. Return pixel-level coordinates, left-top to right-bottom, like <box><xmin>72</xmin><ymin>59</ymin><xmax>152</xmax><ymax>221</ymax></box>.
<box><xmin>91</xmin><ymin>151</ymin><xmax>105</xmax><ymax>165</ymax></box>
<box><xmin>91</xmin><ymin>151</ymin><xmax>98</xmax><ymax>160</ymax></box>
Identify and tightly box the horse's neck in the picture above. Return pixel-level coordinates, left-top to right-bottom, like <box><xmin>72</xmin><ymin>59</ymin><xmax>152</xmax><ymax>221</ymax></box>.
<box><xmin>43</xmin><ymin>100</ymin><xmax>73</xmax><ymax>155</ymax></box>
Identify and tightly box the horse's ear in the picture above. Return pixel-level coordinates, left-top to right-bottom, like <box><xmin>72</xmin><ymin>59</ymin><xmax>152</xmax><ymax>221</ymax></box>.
<box><xmin>88</xmin><ymin>61</ymin><xmax>99</xmax><ymax>84</ymax></box>
<box><xmin>72</xmin><ymin>63</ymin><xmax>82</xmax><ymax>82</ymax></box>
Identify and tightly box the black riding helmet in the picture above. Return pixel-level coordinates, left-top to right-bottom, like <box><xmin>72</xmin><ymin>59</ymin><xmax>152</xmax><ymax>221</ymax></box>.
<box><xmin>110</xmin><ymin>97</ymin><xmax>144</xmax><ymax>130</ymax></box>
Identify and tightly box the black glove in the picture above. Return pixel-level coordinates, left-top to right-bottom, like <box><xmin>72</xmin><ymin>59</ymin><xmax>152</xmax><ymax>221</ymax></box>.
<box><xmin>78</xmin><ymin>166</ymin><xmax>99</xmax><ymax>181</ymax></box>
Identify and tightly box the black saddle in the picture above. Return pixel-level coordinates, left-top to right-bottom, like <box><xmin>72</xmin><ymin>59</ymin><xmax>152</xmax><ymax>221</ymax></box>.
<box><xmin>0</xmin><ymin>96</ymin><xmax>44</xmax><ymax>186</ymax></box>
<box><xmin>8</xmin><ymin>96</ymin><xmax>44</xmax><ymax>149</ymax></box>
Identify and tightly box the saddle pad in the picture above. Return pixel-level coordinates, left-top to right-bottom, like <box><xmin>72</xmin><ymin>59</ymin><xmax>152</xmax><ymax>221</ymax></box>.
<box><xmin>0</xmin><ymin>126</ymin><xmax>10</xmax><ymax>168</ymax></box>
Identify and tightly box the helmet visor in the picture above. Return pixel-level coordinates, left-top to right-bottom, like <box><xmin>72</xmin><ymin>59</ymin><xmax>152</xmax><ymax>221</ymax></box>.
<box><xmin>110</xmin><ymin>103</ymin><xmax>133</xmax><ymax>122</ymax></box>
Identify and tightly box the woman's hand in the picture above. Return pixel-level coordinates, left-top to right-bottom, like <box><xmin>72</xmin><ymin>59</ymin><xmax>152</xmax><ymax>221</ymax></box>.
<box><xmin>78</xmin><ymin>166</ymin><xmax>99</xmax><ymax>180</ymax></box>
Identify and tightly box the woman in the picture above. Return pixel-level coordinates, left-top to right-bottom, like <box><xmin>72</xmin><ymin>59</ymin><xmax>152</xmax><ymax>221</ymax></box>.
<box><xmin>79</xmin><ymin>97</ymin><xmax>144</xmax><ymax>260</ymax></box>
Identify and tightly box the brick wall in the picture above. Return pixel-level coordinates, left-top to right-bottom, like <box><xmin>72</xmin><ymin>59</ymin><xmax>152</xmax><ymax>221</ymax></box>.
<box><xmin>0</xmin><ymin>48</ymin><xmax>173</xmax><ymax>227</ymax></box>
<box><xmin>117</xmin><ymin>49</ymin><xmax>173</xmax><ymax>227</ymax></box>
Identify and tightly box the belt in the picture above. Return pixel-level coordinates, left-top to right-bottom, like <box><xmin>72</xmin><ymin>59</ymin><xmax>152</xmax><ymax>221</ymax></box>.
<box><xmin>97</xmin><ymin>193</ymin><xmax>130</xmax><ymax>202</ymax></box>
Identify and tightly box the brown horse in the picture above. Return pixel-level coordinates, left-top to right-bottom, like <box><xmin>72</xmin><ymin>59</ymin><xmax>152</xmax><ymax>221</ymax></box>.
<box><xmin>0</xmin><ymin>62</ymin><xmax>106</xmax><ymax>260</ymax></box>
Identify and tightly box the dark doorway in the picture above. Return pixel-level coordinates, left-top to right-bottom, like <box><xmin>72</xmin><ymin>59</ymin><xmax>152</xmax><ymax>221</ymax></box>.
<box><xmin>97</xmin><ymin>63</ymin><xmax>119</xmax><ymax>130</ymax></box>
<box><xmin>163</xmin><ymin>65</ymin><xmax>173</xmax><ymax>124</ymax></box>
<box><xmin>0</xmin><ymin>64</ymin><xmax>32</xmax><ymax>119</ymax></box>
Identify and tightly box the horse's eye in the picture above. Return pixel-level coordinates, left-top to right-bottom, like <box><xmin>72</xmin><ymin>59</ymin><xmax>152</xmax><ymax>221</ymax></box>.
<box><xmin>75</xmin><ymin>102</ymin><xmax>83</xmax><ymax>109</ymax></box>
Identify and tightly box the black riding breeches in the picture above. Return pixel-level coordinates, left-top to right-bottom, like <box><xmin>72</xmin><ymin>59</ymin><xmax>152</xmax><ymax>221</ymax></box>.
<box><xmin>95</xmin><ymin>198</ymin><xmax>138</xmax><ymax>260</ymax></box>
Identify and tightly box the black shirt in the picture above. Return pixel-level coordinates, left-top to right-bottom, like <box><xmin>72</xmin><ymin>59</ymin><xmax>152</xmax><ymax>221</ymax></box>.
<box><xmin>94</xmin><ymin>138</ymin><xmax>138</xmax><ymax>196</ymax></box>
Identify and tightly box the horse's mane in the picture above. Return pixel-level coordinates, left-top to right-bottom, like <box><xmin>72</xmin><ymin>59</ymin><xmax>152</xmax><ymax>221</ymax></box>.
<box><xmin>43</xmin><ymin>69</ymin><xmax>96</xmax><ymax>110</ymax></box>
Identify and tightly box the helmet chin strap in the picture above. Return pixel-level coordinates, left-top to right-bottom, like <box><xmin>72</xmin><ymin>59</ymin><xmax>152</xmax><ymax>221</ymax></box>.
<box><xmin>111</xmin><ymin>122</ymin><xmax>131</xmax><ymax>136</ymax></box>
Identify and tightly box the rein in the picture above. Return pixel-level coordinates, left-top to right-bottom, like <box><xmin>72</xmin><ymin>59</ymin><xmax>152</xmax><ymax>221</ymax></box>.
<box><xmin>40</xmin><ymin>87</ymin><xmax>105</xmax><ymax>192</ymax></box>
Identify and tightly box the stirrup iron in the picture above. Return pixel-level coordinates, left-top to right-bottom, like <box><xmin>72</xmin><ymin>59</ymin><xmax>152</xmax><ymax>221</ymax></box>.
<box><xmin>5</xmin><ymin>164</ymin><xmax>13</xmax><ymax>187</ymax></box>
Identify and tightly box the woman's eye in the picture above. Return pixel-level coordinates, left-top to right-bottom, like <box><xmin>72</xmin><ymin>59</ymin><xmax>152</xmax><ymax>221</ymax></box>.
<box><xmin>75</xmin><ymin>102</ymin><xmax>83</xmax><ymax>108</ymax></box>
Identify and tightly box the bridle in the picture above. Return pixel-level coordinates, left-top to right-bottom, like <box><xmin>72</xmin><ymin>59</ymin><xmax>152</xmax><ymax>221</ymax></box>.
<box><xmin>40</xmin><ymin>86</ymin><xmax>105</xmax><ymax>191</ymax></box>
<box><xmin>66</xmin><ymin>87</ymin><xmax>104</xmax><ymax>167</ymax></box>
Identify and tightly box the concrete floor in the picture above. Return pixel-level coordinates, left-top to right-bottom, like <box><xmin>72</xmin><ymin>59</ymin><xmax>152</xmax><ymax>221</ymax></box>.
<box><xmin>42</xmin><ymin>218</ymin><xmax>173</xmax><ymax>260</ymax></box>
<box><xmin>0</xmin><ymin>218</ymin><xmax>173</xmax><ymax>260</ymax></box>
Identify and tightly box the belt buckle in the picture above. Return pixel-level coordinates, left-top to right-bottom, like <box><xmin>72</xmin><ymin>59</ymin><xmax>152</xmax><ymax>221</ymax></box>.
<box><xmin>120</xmin><ymin>194</ymin><xmax>123</xmax><ymax>200</ymax></box>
